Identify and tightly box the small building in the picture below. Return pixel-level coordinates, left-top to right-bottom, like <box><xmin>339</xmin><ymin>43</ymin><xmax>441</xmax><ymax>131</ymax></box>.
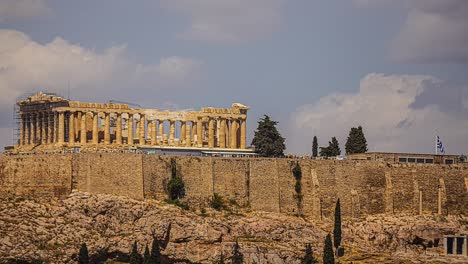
<box><xmin>444</xmin><ymin>234</ymin><xmax>467</xmax><ymax>256</ymax></box>
<box><xmin>347</xmin><ymin>152</ymin><xmax>461</xmax><ymax>165</ymax></box>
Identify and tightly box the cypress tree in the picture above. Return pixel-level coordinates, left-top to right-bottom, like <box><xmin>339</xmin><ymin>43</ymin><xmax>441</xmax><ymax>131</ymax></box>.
<box><xmin>333</xmin><ymin>199</ymin><xmax>342</xmax><ymax>253</ymax></box>
<box><xmin>150</xmin><ymin>238</ymin><xmax>162</xmax><ymax>264</ymax></box>
<box><xmin>218</xmin><ymin>252</ymin><xmax>226</xmax><ymax>264</ymax></box>
<box><xmin>345</xmin><ymin>126</ymin><xmax>368</xmax><ymax>154</ymax></box>
<box><xmin>143</xmin><ymin>245</ymin><xmax>150</xmax><ymax>264</ymax></box>
<box><xmin>323</xmin><ymin>234</ymin><xmax>335</xmax><ymax>264</ymax></box>
<box><xmin>231</xmin><ymin>240</ymin><xmax>243</xmax><ymax>264</ymax></box>
<box><xmin>302</xmin><ymin>244</ymin><xmax>318</xmax><ymax>264</ymax></box>
<box><xmin>251</xmin><ymin>115</ymin><xmax>286</xmax><ymax>157</ymax></box>
<box><xmin>312</xmin><ymin>136</ymin><xmax>318</xmax><ymax>158</ymax></box>
<box><xmin>78</xmin><ymin>243</ymin><xmax>89</xmax><ymax>264</ymax></box>
<box><xmin>129</xmin><ymin>241</ymin><xmax>142</xmax><ymax>264</ymax></box>
<box><xmin>319</xmin><ymin>137</ymin><xmax>341</xmax><ymax>157</ymax></box>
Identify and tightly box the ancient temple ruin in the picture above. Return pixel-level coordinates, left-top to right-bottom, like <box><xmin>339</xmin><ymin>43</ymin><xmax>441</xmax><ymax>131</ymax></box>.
<box><xmin>12</xmin><ymin>92</ymin><xmax>252</xmax><ymax>155</ymax></box>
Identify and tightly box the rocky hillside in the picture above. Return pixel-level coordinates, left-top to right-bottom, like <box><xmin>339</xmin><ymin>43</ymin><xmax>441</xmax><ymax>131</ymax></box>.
<box><xmin>0</xmin><ymin>192</ymin><xmax>466</xmax><ymax>263</ymax></box>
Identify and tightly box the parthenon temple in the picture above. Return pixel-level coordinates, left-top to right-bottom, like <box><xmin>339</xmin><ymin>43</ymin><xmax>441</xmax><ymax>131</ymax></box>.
<box><xmin>14</xmin><ymin>92</ymin><xmax>250</xmax><ymax>153</ymax></box>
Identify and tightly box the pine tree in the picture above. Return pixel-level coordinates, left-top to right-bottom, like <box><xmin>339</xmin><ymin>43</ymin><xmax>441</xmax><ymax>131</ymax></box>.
<box><xmin>302</xmin><ymin>244</ymin><xmax>318</xmax><ymax>264</ymax></box>
<box><xmin>312</xmin><ymin>136</ymin><xmax>318</xmax><ymax>158</ymax></box>
<box><xmin>143</xmin><ymin>245</ymin><xmax>151</xmax><ymax>264</ymax></box>
<box><xmin>345</xmin><ymin>126</ymin><xmax>368</xmax><ymax>154</ymax></box>
<box><xmin>319</xmin><ymin>137</ymin><xmax>341</xmax><ymax>157</ymax></box>
<box><xmin>150</xmin><ymin>238</ymin><xmax>162</xmax><ymax>264</ymax></box>
<box><xmin>251</xmin><ymin>115</ymin><xmax>286</xmax><ymax>157</ymax></box>
<box><xmin>333</xmin><ymin>199</ymin><xmax>342</xmax><ymax>254</ymax></box>
<box><xmin>78</xmin><ymin>243</ymin><xmax>89</xmax><ymax>264</ymax></box>
<box><xmin>323</xmin><ymin>234</ymin><xmax>335</xmax><ymax>264</ymax></box>
<box><xmin>129</xmin><ymin>241</ymin><xmax>142</xmax><ymax>264</ymax></box>
<box><xmin>231</xmin><ymin>240</ymin><xmax>244</xmax><ymax>264</ymax></box>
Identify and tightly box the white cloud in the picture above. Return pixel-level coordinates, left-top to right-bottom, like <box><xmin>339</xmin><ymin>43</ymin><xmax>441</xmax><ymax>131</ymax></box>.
<box><xmin>0</xmin><ymin>29</ymin><xmax>202</xmax><ymax>144</ymax></box>
<box><xmin>0</xmin><ymin>0</ymin><xmax>50</xmax><ymax>21</ymax></box>
<box><xmin>290</xmin><ymin>73</ymin><xmax>468</xmax><ymax>155</ymax></box>
<box><xmin>161</xmin><ymin>0</ymin><xmax>284</xmax><ymax>44</ymax></box>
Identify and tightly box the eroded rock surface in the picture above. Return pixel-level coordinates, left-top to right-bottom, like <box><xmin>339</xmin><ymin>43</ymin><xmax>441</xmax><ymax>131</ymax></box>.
<box><xmin>0</xmin><ymin>192</ymin><xmax>466</xmax><ymax>263</ymax></box>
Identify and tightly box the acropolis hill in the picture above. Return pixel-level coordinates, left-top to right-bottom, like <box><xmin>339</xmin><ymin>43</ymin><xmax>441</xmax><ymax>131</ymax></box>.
<box><xmin>1</xmin><ymin>93</ymin><xmax>467</xmax><ymax>263</ymax></box>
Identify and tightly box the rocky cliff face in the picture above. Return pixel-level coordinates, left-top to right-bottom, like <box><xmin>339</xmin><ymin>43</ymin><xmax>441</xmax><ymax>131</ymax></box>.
<box><xmin>0</xmin><ymin>192</ymin><xmax>466</xmax><ymax>264</ymax></box>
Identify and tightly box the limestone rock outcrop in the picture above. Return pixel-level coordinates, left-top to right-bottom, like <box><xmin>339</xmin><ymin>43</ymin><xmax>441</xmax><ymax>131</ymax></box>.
<box><xmin>0</xmin><ymin>192</ymin><xmax>466</xmax><ymax>263</ymax></box>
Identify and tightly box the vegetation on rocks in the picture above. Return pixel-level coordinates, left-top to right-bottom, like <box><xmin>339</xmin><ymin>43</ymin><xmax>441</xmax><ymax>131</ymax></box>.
<box><xmin>167</xmin><ymin>159</ymin><xmax>185</xmax><ymax>200</ymax></box>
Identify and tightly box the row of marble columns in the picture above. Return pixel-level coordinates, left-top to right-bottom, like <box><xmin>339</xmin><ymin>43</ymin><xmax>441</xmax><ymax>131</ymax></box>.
<box><xmin>19</xmin><ymin>111</ymin><xmax>247</xmax><ymax>149</ymax></box>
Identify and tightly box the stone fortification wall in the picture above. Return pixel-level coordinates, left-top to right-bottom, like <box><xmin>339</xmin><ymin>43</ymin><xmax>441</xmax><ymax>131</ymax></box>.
<box><xmin>0</xmin><ymin>154</ymin><xmax>466</xmax><ymax>218</ymax></box>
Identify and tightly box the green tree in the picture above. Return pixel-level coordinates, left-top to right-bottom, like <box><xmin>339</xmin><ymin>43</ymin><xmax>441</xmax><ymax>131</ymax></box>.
<box><xmin>129</xmin><ymin>241</ymin><xmax>142</xmax><ymax>264</ymax></box>
<box><xmin>251</xmin><ymin>115</ymin><xmax>286</xmax><ymax>157</ymax></box>
<box><xmin>319</xmin><ymin>137</ymin><xmax>341</xmax><ymax>157</ymax></box>
<box><xmin>211</xmin><ymin>193</ymin><xmax>227</xmax><ymax>211</ymax></box>
<box><xmin>312</xmin><ymin>136</ymin><xmax>318</xmax><ymax>158</ymax></box>
<box><xmin>78</xmin><ymin>243</ymin><xmax>89</xmax><ymax>264</ymax></box>
<box><xmin>143</xmin><ymin>245</ymin><xmax>151</xmax><ymax>264</ymax></box>
<box><xmin>302</xmin><ymin>244</ymin><xmax>318</xmax><ymax>264</ymax></box>
<box><xmin>333</xmin><ymin>199</ymin><xmax>342</xmax><ymax>254</ymax></box>
<box><xmin>231</xmin><ymin>240</ymin><xmax>243</xmax><ymax>264</ymax></box>
<box><xmin>167</xmin><ymin>159</ymin><xmax>185</xmax><ymax>200</ymax></box>
<box><xmin>150</xmin><ymin>238</ymin><xmax>162</xmax><ymax>264</ymax></box>
<box><xmin>323</xmin><ymin>234</ymin><xmax>335</xmax><ymax>264</ymax></box>
<box><xmin>345</xmin><ymin>126</ymin><xmax>368</xmax><ymax>154</ymax></box>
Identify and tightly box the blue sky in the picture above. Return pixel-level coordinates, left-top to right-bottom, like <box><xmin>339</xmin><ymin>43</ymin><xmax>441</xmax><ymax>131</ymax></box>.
<box><xmin>1</xmin><ymin>0</ymin><xmax>467</xmax><ymax>154</ymax></box>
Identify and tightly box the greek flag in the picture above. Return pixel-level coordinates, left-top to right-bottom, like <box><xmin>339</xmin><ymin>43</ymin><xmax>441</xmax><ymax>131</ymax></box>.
<box><xmin>436</xmin><ymin>136</ymin><xmax>445</xmax><ymax>154</ymax></box>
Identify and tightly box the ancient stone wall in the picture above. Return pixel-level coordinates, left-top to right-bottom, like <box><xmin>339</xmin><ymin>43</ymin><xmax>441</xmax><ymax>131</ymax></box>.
<box><xmin>0</xmin><ymin>154</ymin><xmax>466</xmax><ymax>218</ymax></box>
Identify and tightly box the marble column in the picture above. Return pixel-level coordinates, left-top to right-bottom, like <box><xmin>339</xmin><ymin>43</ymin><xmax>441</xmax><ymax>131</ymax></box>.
<box><xmin>76</xmin><ymin>112</ymin><xmax>82</xmax><ymax>139</ymax></box>
<box><xmin>185</xmin><ymin>122</ymin><xmax>191</xmax><ymax>147</ymax></box>
<box><xmin>25</xmin><ymin>114</ymin><xmax>31</xmax><ymax>145</ymax></box>
<box><xmin>40</xmin><ymin>112</ymin><xmax>47</xmax><ymax>144</ymax></box>
<box><xmin>47</xmin><ymin>112</ymin><xmax>53</xmax><ymax>144</ymax></box>
<box><xmin>225</xmin><ymin>120</ymin><xmax>230</xmax><ymax>148</ymax></box>
<box><xmin>219</xmin><ymin>118</ymin><xmax>226</xmax><ymax>148</ymax></box>
<box><xmin>92</xmin><ymin>112</ymin><xmax>99</xmax><ymax>144</ymax></box>
<box><xmin>116</xmin><ymin>113</ymin><xmax>122</xmax><ymax>145</ymax></box>
<box><xmin>158</xmin><ymin>120</ymin><xmax>164</xmax><ymax>145</ymax></box>
<box><xmin>104</xmin><ymin>113</ymin><xmax>110</xmax><ymax>144</ymax></box>
<box><xmin>191</xmin><ymin>122</ymin><xmax>197</xmax><ymax>143</ymax></box>
<box><xmin>58</xmin><ymin>112</ymin><xmax>65</xmax><ymax>144</ymax></box>
<box><xmin>240</xmin><ymin>118</ymin><xmax>246</xmax><ymax>149</ymax></box>
<box><xmin>128</xmin><ymin>114</ymin><xmax>134</xmax><ymax>145</ymax></box>
<box><xmin>80</xmin><ymin>112</ymin><xmax>87</xmax><ymax>144</ymax></box>
<box><xmin>181</xmin><ymin>121</ymin><xmax>186</xmax><ymax>143</ymax></box>
<box><xmin>19</xmin><ymin>114</ymin><xmax>25</xmax><ymax>145</ymax></box>
<box><xmin>139</xmin><ymin>114</ymin><xmax>145</xmax><ymax>145</ymax></box>
<box><xmin>150</xmin><ymin>120</ymin><xmax>156</xmax><ymax>145</ymax></box>
<box><xmin>230</xmin><ymin>119</ymin><xmax>238</xmax><ymax>149</ymax></box>
<box><xmin>35</xmin><ymin>113</ymin><xmax>40</xmax><ymax>144</ymax></box>
<box><xmin>169</xmin><ymin>120</ymin><xmax>175</xmax><ymax>141</ymax></box>
<box><xmin>68</xmin><ymin>112</ymin><xmax>75</xmax><ymax>144</ymax></box>
<box><xmin>197</xmin><ymin>118</ymin><xmax>203</xmax><ymax>147</ymax></box>
<box><xmin>208</xmin><ymin>118</ymin><xmax>214</xmax><ymax>148</ymax></box>
<box><xmin>54</xmin><ymin>112</ymin><xmax>59</xmax><ymax>143</ymax></box>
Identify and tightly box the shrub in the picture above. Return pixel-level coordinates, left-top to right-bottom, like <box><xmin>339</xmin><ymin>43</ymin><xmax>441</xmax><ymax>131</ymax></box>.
<box><xmin>211</xmin><ymin>193</ymin><xmax>227</xmax><ymax>211</ymax></box>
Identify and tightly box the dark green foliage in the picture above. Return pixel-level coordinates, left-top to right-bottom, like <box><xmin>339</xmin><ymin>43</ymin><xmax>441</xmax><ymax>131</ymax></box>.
<box><xmin>143</xmin><ymin>245</ymin><xmax>150</xmax><ymax>264</ymax></box>
<box><xmin>323</xmin><ymin>234</ymin><xmax>335</xmax><ymax>264</ymax></box>
<box><xmin>31</xmin><ymin>259</ymin><xmax>44</xmax><ymax>264</ymax></box>
<box><xmin>345</xmin><ymin>126</ymin><xmax>368</xmax><ymax>154</ymax></box>
<box><xmin>302</xmin><ymin>244</ymin><xmax>318</xmax><ymax>264</ymax></box>
<box><xmin>165</xmin><ymin>198</ymin><xmax>189</xmax><ymax>210</ymax></box>
<box><xmin>312</xmin><ymin>136</ymin><xmax>318</xmax><ymax>158</ymax></box>
<box><xmin>217</xmin><ymin>252</ymin><xmax>226</xmax><ymax>264</ymax></box>
<box><xmin>167</xmin><ymin>160</ymin><xmax>185</xmax><ymax>200</ymax></box>
<box><xmin>78</xmin><ymin>243</ymin><xmax>89</xmax><ymax>264</ymax></box>
<box><xmin>319</xmin><ymin>137</ymin><xmax>341</xmax><ymax>157</ymax></box>
<box><xmin>211</xmin><ymin>193</ymin><xmax>227</xmax><ymax>211</ymax></box>
<box><xmin>292</xmin><ymin>162</ymin><xmax>303</xmax><ymax>214</ymax></box>
<box><xmin>251</xmin><ymin>115</ymin><xmax>286</xmax><ymax>157</ymax></box>
<box><xmin>333</xmin><ymin>199</ymin><xmax>342</xmax><ymax>251</ymax></box>
<box><xmin>129</xmin><ymin>241</ymin><xmax>142</xmax><ymax>264</ymax></box>
<box><xmin>231</xmin><ymin>240</ymin><xmax>243</xmax><ymax>264</ymax></box>
<box><xmin>149</xmin><ymin>238</ymin><xmax>162</xmax><ymax>264</ymax></box>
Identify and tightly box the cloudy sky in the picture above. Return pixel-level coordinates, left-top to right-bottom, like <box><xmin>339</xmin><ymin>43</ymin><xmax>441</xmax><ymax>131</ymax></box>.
<box><xmin>1</xmin><ymin>0</ymin><xmax>467</xmax><ymax>155</ymax></box>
